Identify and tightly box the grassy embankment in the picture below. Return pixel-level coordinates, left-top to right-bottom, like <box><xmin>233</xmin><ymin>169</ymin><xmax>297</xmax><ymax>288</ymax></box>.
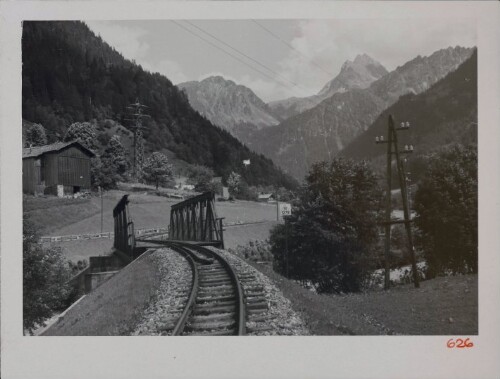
<box><xmin>43</xmin><ymin>250</ymin><xmax>161</xmax><ymax>336</ymax></box>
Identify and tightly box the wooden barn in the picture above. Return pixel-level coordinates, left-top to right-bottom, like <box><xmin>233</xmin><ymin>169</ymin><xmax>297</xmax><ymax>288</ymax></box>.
<box><xmin>22</xmin><ymin>141</ymin><xmax>95</xmax><ymax>196</ymax></box>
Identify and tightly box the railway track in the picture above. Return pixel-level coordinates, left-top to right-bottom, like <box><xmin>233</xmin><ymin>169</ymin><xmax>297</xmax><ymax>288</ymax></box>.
<box><xmin>165</xmin><ymin>242</ymin><xmax>246</xmax><ymax>336</ymax></box>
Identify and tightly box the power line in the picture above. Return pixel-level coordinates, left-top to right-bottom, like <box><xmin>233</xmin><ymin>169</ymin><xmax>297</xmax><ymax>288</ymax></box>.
<box><xmin>251</xmin><ymin>19</ymin><xmax>335</xmax><ymax>78</ymax></box>
<box><xmin>170</xmin><ymin>20</ymin><xmax>308</xmax><ymax>97</ymax></box>
<box><xmin>184</xmin><ymin>20</ymin><xmax>309</xmax><ymax>93</ymax></box>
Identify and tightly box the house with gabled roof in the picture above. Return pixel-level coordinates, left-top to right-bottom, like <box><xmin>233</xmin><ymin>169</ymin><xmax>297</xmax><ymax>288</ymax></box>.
<box><xmin>22</xmin><ymin>141</ymin><xmax>95</xmax><ymax>196</ymax></box>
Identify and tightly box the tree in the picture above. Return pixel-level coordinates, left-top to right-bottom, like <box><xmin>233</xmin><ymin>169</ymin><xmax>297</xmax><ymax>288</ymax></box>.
<box><xmin>414</xmin><ymin>144</ymin><xmax>477</xmax><ymax>277</ymax></box>
<box><xmin>142</xmin><ymin>152</ymin><xmax>173</xmax><ymax>189</ymax></box>
<box><xmin>186</xmin><ymin>165</ymin><xmax>215</xmax><ymax>192</ymax></box>
<box><xmin>269</xmin><ymin>158</ymin><xmax>382</xmax><ymax>293</ymax></box>
<box><xmin>63</xmin><ymin>121</ymin><xmax>97</xmax><ymax>151</ymax></box>
<box><xmin>23</xmin><ymin>214</ymin><xmax>72</xmax><ymax>334</ymax></box>
<box><xmin>90</xmin><ymin>135</ymin><xmax>130</xmax><ymax>190</ymax></box>
<box><xmin>102</xmin><ymin>135</ymin><xmax>129</xmax><ymax>176</ymax></box>
<box><xmin>227</xmin><ymin>171</ymin><xmax>241</xmax><ymax>197</ymax></box>
<box><xmin>25</xmin><ymin>123</ymin><xmax>47</xmax><ymax>147</ymax></box>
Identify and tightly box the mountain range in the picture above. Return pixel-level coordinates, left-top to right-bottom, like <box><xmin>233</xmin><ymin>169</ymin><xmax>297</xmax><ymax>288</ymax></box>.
<box><xmin>247</xmin><ymin>46</ymin><xmax>474</xmax><ymax>179</ymax></box>
<box><xmin>268</xmin><ymin>53</ymin><xmax>389</xmax><ymax>120</ymax></box>
<box><xmin>177</xmin><ymin>76</ymin><xmax>281</xmax><ymax>142</ymax></box>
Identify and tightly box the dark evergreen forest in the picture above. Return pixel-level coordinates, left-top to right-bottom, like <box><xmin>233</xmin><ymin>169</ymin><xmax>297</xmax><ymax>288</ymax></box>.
<box><xmin>22</xmin><ymin>21</ymin><xmax>297</xmax><ymax>189</ymax></box>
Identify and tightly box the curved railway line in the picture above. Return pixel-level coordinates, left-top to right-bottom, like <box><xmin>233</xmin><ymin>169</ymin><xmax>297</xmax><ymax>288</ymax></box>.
<box><xmin>164</xmin><ymin>242</ymin><xmax>247</xmax><ymax>336</ymax></box>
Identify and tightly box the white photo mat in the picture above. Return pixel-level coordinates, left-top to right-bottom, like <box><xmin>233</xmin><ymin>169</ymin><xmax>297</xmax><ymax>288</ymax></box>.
<box><xmin>1</xmin><ymin>1</ymin><xmax>499</xmax><ymax>378</ymax></box>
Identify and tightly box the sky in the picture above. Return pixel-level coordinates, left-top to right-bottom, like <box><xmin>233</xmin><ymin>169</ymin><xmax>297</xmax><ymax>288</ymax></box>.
<box><xmin>86</xmin><ymin>19</ymin><xmax>476</xmax><ymax>103</ymax></box>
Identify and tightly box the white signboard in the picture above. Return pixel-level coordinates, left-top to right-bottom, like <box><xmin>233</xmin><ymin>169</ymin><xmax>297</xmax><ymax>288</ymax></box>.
<box><xmin>278</xmin><ymin>202</ymin><xmax>292</xmax><ymax>222</ymax></box>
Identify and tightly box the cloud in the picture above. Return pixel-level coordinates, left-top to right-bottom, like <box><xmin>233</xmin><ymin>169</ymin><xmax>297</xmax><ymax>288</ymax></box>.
<box><xmin>86</xmin><ymin>21</ymin><xmax>150</xmax><ymax>63</ymax></box>
<box><xmin>143</xmin><ymin>59</ymin><xmax>189</xmax><ymax>84</ymax></box>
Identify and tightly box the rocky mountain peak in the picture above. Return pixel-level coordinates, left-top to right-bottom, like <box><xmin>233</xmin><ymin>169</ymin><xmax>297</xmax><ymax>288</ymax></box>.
<box><xmin>177</xmin><ymin>76</ymin><xmax>281</xmax><ymax>139</ymax></box>
<box><xmin>318</xmin><ymin>53</ymin><xmax>388</xmax><ymax>97</ymax></box>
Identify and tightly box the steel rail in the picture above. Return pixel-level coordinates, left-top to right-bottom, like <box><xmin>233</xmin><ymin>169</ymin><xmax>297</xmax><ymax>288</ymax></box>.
<box><xmin>182</xmin><ymin>244</ymin><xmax>246</xmax><ymax>336</ymax></box>
<box><xmin>170</xmin><ymin>245</ymin><xmax>200</xmax><ymax>336</ymax></box>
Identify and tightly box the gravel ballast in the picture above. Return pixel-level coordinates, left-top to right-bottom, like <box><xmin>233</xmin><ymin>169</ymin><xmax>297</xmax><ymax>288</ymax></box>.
<box><xmin>132</xmin><ymin>248</ymin><xmax>192</xmax><ymax>336</ymax></box>
<box><xmin>131</xmin><ymin>246</ymin><xmax>310</xmax><ymax>336</ymax></box>
<box><xmin>208</xmin><ymin>247</ymin><xmax>310</xmax><ymax>336</ymax></box>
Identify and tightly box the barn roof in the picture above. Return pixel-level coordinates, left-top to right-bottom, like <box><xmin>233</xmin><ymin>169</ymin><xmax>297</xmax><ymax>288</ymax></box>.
<box><xmin>22</xmin><ymin>141</ymin><xmax>95</xmax><ymax>159</ymax></box>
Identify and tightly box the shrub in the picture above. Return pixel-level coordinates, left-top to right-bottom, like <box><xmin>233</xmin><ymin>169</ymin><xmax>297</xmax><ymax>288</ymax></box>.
<box><xmin>230</xmin><ymin>240</ymin><xmax>272</xmax><ymax>262</ymax></box>
<box><xmin>23</xmin><ymin>215</ymin><xmax>72</xmax><ymax>334</ymax></box>
<box><xmin>269</xmin><ymin>158</ymin><xmax>382</xmax><ymax>293</ymax></box>
<box><xmin>414</xmin><ymin>144</ymin><xmax>477</xmax><ymax>277</ymax></box>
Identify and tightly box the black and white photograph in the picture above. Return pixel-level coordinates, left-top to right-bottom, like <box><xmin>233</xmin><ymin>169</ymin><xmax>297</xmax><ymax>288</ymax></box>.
<box><xmin>1</xmin><ymin>1</ymin><xmax>499</xmax><ymax>378</ymax></box>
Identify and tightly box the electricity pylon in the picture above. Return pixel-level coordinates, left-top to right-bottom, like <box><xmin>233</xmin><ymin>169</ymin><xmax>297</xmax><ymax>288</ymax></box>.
<box><xmin>125</xmin><ymin>99</ymin><xmax>150</xmax><ymax>181</ymax></box>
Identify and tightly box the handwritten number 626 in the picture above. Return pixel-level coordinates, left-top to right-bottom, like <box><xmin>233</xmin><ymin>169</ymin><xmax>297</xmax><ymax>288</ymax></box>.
<box><xmin>447</xmin><ymin>338</ymin><xmax>473</xmax><ymax>348</ymax></box>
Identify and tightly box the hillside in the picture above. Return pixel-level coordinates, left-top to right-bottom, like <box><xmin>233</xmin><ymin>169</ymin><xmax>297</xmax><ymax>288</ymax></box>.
<box><xmin>249</xmin><ymin>46</ymin><xmax>473</xmax><ymax>180</ymax></box>
<box><xmin>268</xmin><ymin>54</ymin><xmax>388</xmax><ymax>120</ymax></box>
<box><xmin>177</xmin><ymin>76</ymin><xmax>281</xmax><ymax>144</ymax></box>
<box><xmin>21</xmin><ymin>21</ymin><xmax>297</xmax><ymax>189</ymax></box>
<box><xmin>341</xmin><ymin>49</ymin><xmax>477</xmax><ymax>181</ymax></box>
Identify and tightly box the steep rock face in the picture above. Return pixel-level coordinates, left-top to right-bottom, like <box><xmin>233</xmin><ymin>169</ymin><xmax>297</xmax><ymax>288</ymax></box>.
<box><xmin>251</xmin><ymin>89</ymin><xmax>386</xmax><ymax>180</ymax></box>
<box><xmin>370</xmin><ymin>46</ymin><xmax>473</xmax><ymax>106</ymax></box>
<box><xmin>250</xmin><ymin>46</ymin><xmax>474</xmax><ymax>180</ymax></box>
<box><xmin>318</xmin><ymin>53</ymin><xmax>389</xmax><ymax>98</ymax></box>
<box><xmin>178</xmin><ymin>76</ymin><xmax>281</xmax><ymax>141</ymax></box>
<box><xmin>268</xmin><ymin>54</ymin><xmax>388</xmax><ymax>121</ymax></box>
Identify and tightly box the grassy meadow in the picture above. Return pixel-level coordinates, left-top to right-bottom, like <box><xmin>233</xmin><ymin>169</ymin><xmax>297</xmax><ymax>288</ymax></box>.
<box><xmin>26</xmin><ymin>190</ymin><xmax>280</xmax><ymax>263</ymax></box>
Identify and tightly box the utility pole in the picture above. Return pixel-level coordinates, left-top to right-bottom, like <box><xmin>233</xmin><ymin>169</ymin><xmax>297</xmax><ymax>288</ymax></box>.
<box><xmin>125</xmin><ymin>99</ymin><xmax>150</xmax><ymax>181</ymax></box>
<box><xmin>99</xmin><ymin>185</ymin><xmax>103</xmax><ymax>233</ymax></box>
<box><xmin>375</xmin><ymin>115</ymin><xmax>419</xmax><ymax>289</ymax></box>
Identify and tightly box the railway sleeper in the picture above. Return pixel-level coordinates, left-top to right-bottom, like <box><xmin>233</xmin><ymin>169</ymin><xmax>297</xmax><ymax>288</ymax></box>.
<box><xmin>197</xmin><ymin>294</ymin><xmax>236</xmax><ymax>303</ymax></box>
<box><xmin>199</xmin><ymin>273</ymin><xmax>231</xmax><ymax>280</ymax></box>
<box><xmin>243</xmin><ymin>285</ymin><xmax>265</xmax><ymax>292</ymax></box>
<box><xmin>185</xmin><ymin>328</ymin><xmax>236</xmax><ymax>336</ymax></box>
<box><xmin>199</xmin><ymin>271</ymin><xmax>230</xmax><ymax>277</ymax></box>
<box><xmin>247</xmin><ymin>308</ymin><xmax>267</xmax><ymax>315</ymax></box>
<box><xmin>245</xmin><ymin>297</ymin><xmax>267</xmax><ymax>304</ymax></box>
<box><xmin>197</xmin><ymin>289</ymin><xmax>235</xmax><ymax>297</ymax></box>
<box><xmin>199</xmin><ymin>280</ymin><xmax>232</xmax><ymax>286</ymax></box>
<box><xmin>246</xmin><ymin>302</ymin><xmax>268</xmax><ymax>310</ymax></box>
<box><xmin>198</xmin><ymin>266</ymin><xmax>226</xmax><ymax>272</ymax></box>
<box><xmin>198</xmin><ymin>285</ymin><xmax>235</xmax><ymax>292</ymax></box>
<box><xmin>199</xmin><ymin>274</ymin><xmax>231</xmax><ymax>281</ymax></box>
<box><xmin>238</xmin><ymin>274</ymin><xmax>255</xmax><ymax>279</ymax></box>
<box><xmin>191</xmin><ymin>313</ymin><xmax>235</xmax><ymax>322</ymax></box>
<box><xmin>195</xmin><ymin>300</ymin><xmax>236</xmax><ymax>309</ymax></box>
<box><xmin>197</xmin><ymin>288</ymin><xmax>234</xmax><ymax>296</ymax></box>
<box><xmin>193</xmin><ymin>305</ymin><xmax>236</xmax><ymax>315</ymax></box>
<box><xmin>187</xmin><ymin>320</ymin><xmax>236</xmax><ymax>331</ymax></box>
